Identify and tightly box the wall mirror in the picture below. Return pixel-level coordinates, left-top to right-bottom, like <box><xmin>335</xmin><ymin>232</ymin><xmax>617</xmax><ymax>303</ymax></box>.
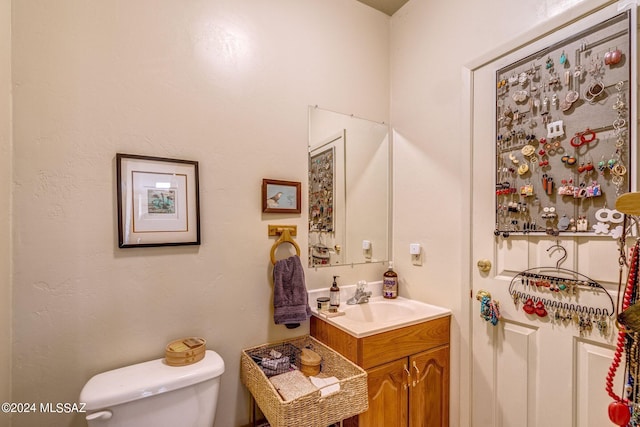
<box><xmin>308</xmin><ymin>106</ymin><xmax>390</xmax><ymax>267</ymax></box>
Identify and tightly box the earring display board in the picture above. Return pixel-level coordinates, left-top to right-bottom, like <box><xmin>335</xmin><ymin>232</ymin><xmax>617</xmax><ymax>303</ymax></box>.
<box><xmin>495</xmin><ymin>11</ymin><xmax>632</xmax><ymax>237</ymax></box>
<box><xmin>309</xmin><ymin>147</ymin><xmax>336</xmax><ymax>266</ymax></box>
<box><xmin>309</xmin><ymin>147</ymin><xmax>334</xmax><ymax>233</ymax></box>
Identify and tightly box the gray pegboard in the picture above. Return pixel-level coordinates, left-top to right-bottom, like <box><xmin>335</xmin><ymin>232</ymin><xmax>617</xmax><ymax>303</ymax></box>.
<box><xmin>495</xmin><ymin>11</ymin><xmax>632</xmax><ymax>237</ymax></box>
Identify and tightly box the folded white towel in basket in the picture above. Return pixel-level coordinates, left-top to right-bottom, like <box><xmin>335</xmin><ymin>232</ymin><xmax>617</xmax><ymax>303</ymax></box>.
<box><xmin>269</xmin><ymin>370</ymin><xmax>317</xmax><ymax>401</ymax></box>
<box><xmin>309</xmin><ymin>375</ymin><xmax>340</xmax><ymax>397</ymax></box>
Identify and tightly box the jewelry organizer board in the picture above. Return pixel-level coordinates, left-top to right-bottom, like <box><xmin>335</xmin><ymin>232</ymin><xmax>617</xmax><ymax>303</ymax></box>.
<box><xmin>309</xmin><ymin>145</ymin><xmax>336</xmax><ymax>266</ymax></box>
<box><xmin>309</xmin><ymin>146</ymin><xmax>335</xmax><ymax>234</ymax></box>
<box><xmin>495</xmin><ymin>10</ymin><xmax>634</xmax><ymax>237</ymax></box>
<box><xmin>308</xmin><ymin>129</ymin><xmax>347</xmax><ymax>267</ymax></box>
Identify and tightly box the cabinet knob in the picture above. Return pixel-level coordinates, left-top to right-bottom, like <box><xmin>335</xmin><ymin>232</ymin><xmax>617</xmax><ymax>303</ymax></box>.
<box><xmin>412</xmin><ymin>361</ymin><xmax>420</xmax><ymax>386</ymax></box>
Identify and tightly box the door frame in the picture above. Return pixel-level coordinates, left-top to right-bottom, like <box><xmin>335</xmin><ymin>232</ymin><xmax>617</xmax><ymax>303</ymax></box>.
<box><xmin>460</xmin><ymin>1</ymin><xmax>627</xmax><ymax>426</ymax></box>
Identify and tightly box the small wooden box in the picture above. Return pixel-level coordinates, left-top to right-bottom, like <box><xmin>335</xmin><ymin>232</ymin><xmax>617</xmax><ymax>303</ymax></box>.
<box><xmin>300</xmin><ymin>348</ymin><xmax>322</xmax><ymax>376</ymax></box>
<box><xmin>165</xmin><ymin>337</ymin><xmax>206</xmax><ymax>366</ymax></box>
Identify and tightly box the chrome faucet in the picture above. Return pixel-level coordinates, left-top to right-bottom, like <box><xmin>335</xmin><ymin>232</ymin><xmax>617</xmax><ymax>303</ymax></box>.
<box><xmin>347</xmin><ymin>281</ymin><xmax>371</xmax><ymax>305</ymax></box>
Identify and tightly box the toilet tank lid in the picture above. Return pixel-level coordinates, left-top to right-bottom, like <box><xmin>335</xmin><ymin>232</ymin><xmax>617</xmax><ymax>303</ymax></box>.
<box><xmin>79</xmin><ymin>350</ymin><xmax>225</xmax><ymax>410</ymax></box>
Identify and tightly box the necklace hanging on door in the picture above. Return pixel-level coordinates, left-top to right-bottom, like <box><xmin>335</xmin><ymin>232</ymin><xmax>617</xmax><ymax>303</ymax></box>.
<box><xmin>606</xmin><ymin>207</ymin><xmax>640</xmax><ymax>425</ymax></box>
<box><xmin>477</xmin><ymin>291</ymin><xmax>501</xmax><ymax>326</ymax></box>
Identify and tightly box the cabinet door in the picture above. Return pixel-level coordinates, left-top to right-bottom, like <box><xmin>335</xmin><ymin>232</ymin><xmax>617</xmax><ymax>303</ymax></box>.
<box><xmin>359</xmin><ymin>358</ymin><xmax>409</xmax><ymax>427</ymax></box>
<box><xmin>409</xmin><ymin>345</ymin><xmax>449</xmax><ymax>427</ymax></box>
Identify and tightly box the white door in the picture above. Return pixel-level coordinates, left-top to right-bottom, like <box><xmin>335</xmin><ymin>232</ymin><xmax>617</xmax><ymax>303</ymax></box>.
<box><xmin>469</xmin><ymin>4</ymin><xmax>633</xmax><ymax>427</ymax></box>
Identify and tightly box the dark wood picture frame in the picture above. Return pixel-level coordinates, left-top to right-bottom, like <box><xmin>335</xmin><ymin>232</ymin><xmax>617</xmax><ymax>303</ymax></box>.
<box><xmin>117</xmin><ymin>153</ymin><xmax>201</xmax><ymax>248</ymax></box>
<box><xmin>262</xmin><ymin>179</ymin><xmax>302</xmax><ymax>214</ymax></box>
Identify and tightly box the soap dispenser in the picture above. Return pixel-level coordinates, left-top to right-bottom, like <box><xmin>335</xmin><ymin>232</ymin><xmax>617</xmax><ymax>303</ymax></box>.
<box><xmin>329</xmin><ymin>276</ymin><xmax>340</xmax><ymax>310</ymax></box>
<box><xmin>383</xmin><ymin>262</ymin><xmax>398</xmax><ymax>299</ymax></box>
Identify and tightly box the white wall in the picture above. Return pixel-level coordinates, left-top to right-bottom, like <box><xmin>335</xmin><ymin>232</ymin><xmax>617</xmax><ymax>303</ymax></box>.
<box><xmin>390</xmin><ymin>0</ymin><xmax>599</xmax><ymax>425</ymax></box>
<box><xmin>9</xmin><ymin>1</ymin><xmax>389</xmax><ymax>426</ymax></box>
<box><xmin>0</xmin><ymin>0</ymin><xmax>11</xmax><ymax>426</ymax></box>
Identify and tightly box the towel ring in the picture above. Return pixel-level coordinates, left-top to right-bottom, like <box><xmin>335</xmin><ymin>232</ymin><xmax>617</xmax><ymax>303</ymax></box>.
<box><xmin>270</xmin><ymin>228</ymin><xmax>301</xmax><ymax>265</ymax></box>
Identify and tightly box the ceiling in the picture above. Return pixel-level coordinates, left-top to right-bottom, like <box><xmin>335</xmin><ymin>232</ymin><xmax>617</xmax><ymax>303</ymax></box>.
<box><xmin>356</xmin><ymin>0</ymin><xmax>409</xmax><ymax>16</ymax></box>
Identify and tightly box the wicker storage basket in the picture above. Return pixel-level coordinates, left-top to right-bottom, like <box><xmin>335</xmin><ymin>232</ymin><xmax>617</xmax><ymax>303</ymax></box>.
<box><xmin>241</xmin><ymin>335</ymin><xmax>368</xmax><ymax>427</ymax></box>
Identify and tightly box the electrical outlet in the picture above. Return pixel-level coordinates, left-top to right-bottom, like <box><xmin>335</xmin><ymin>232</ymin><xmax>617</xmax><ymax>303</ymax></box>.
<box><xmin>363</xmin><ymin>240</ymin><xmax>372</xmax><ymax>259</ymax></box>
<box><xmin>410</xmin><ymin>243</ymin><xmax>422</xmax><ymax>266</ymax></box>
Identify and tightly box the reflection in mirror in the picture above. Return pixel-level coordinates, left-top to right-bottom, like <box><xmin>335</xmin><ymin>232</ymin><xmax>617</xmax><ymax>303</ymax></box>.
<box><xmin>308</xmin><ymin>106</ymin><xmax>389</xmax><ymax>267</ymax></box>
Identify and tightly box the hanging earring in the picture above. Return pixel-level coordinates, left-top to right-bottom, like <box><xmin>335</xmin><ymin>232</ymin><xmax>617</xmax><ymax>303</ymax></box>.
<box><xmin>572</xmin><ymin>305</ymin><xmax>580</xmax><ymax>326</ymax></box>
<box><xmin>598</xmin><ymin>156</ymin><xmax>606</xmax><ymax>174</ymax></box>
<box><xmin>608</xmin><ymin>48</ymin><xmax>622</xmax><ymax>66</ymax></box>
<box><xmin>546</xmin><ymin>56</ymin><xmax>554</xmax><ymax>69</ymax></box>
<box><xmin>585</xmin><ymin>161</ymin><xmax>594</xmax><ymax>172</ymax></box>
<box><xmin>559</xmin><ymin>50</ymin><xmax>567</xmax><ymax>65</ymax></box>
<box><xmin>523</xmin><ymin>298</ymin><xmax>535</xmax><ymax>314</ymax></box>
<box><xmin>574</xmin><ymin>64</ymin><xmax>583</xmax><ymax>78</ymax></box>
<box><xmin>597</xmin><ymin>311</ymin><xmax>609</xmax><ymax>335</ymax></box>
<box><xmin>535</xmin><ymin>300</ymin><xmax>548</xmax><ymax>317</ymax></box>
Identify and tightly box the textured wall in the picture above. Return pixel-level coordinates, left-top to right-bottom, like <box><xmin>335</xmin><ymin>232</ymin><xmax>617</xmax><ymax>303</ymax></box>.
<box><xmin>9</xmin><ymin>1</ymin><xmax>389</xmax><ymax>426</ymax></box>
<box><xmin>0</xmin><ymin>0</ymin><xmax>11</xmax><ymax>426</ymax></box>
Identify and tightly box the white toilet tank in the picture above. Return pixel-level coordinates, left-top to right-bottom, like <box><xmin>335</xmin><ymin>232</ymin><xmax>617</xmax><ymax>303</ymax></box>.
<box><xmin>80</xmin><ymin>350</ymin><xmax>225</xmax><ymax>427</ymax></box>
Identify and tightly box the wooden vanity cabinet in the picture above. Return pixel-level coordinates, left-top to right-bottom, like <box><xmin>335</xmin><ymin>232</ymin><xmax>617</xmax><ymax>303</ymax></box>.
<box><xmin>310</xmin><ymin>314</ymin><xmax>450</xmax><ymax>427</ymax></box>
<box><xmin>409</xmin><ymin>345</ymin><xmax>450</xmax><ymax>427</ymax></box>
<box><xmin>358</xmin><ymin>357</ymin><xmax>407</xmax><ymax>426</ymax></box>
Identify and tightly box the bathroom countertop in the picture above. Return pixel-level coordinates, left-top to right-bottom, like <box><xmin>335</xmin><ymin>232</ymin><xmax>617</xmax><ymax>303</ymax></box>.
<box><xmin>308</xmin><ymin>283</ymin><xmax>451</xmax><ymax>338</ymax></box>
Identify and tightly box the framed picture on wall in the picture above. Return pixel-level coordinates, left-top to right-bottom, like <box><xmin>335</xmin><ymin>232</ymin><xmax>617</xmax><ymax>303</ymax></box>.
<box><xmin>262</xmin><ymin>179</ymin><xmax>301</xmax><ymax>213</ymax></box>
<box><xmin>116</xmin><ymin>153</ymin><xmax>200</xmax><ymax>248</ymax></box>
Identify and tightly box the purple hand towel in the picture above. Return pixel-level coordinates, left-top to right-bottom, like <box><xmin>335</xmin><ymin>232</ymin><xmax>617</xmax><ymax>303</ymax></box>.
<box><xmin>273</xmin><ymin>255</ymin><xmax>311</xmax><ymax>328</ymax></box>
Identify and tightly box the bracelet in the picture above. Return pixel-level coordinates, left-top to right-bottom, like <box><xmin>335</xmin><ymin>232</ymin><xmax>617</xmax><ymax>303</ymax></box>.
<box><xmin>570</xmin><ymin>128</ymin><xmax>596</xmax><ymax>147</ymax></box>
<box><xmin>570</xmin><ymin>134</ymin><xmax>582</xmax><ymax>147</ymax></box>
<box><xmin>580</xmin><ymin>128</ymin><xmax>596</xmax><ymax>144</ymax></box>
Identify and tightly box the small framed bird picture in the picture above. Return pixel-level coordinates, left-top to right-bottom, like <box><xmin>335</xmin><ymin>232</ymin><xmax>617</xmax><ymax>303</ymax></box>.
<box><xmin>262</xmin><ymin>179</ymin><xmax>301</xmax><ymax>213</ymax></box>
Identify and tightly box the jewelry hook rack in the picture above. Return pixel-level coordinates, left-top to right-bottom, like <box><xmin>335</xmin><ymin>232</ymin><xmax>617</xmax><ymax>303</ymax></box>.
<box><xmin>546</xmin><ymin>240</ymin><xmax>567</xmax><ymax>269</ymax></box>
<box><xmin>509</xmin><ymin>240</ymin><xmax>615</xmax><ymax>335</ymax></box>
<box><xmin>509</xmin><ymin>266</ymin><xmax>615</xmax><ymax>316</ymax></box>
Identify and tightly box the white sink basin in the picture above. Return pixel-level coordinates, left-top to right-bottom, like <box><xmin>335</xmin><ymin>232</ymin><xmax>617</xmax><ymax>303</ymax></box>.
<box><xmin>311</xmin><ymin>296</ymin><xmax>451</xmax><ymax>338</ymax></box>
<box><xmin>341</xmin><ymin>298</ymin><xmax>418</xmax><ymax>323</ymax></box>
